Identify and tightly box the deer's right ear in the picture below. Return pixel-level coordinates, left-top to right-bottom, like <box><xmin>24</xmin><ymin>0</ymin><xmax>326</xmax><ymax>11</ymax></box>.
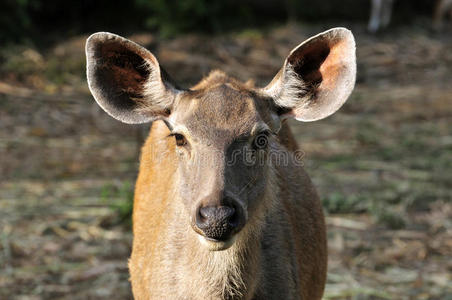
<box><xmin>86</xmin><ymin>32</ymin><xmax>180</xmax><ymax>124</ymax></box>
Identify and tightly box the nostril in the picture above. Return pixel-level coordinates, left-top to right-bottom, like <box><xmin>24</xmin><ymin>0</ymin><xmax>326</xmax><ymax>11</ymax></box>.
<box><xmin>198</xmin><ymin>206</ymin><xmax>210</xmax><ymax>220</ymax></box>
<box><xmin>195</xmin><ymin>207</ymin><xmax>207</xmax><ymax>230</ymax></box>
<box><xmin>228</xmin><ymin>204</ymin><xmax>239</xmax><ymax>227</ymax></box>
<box><xmin>221</xmin><ymin>206</ymin><xmax>235</xmax><ymax>221</ymax></box>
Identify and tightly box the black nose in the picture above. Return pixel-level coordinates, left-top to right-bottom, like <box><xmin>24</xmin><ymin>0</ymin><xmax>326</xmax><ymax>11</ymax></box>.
<box><xmin>195</xmin><ymin>205</ymin><xmax>239</xmax><ymax>241</ymax></box>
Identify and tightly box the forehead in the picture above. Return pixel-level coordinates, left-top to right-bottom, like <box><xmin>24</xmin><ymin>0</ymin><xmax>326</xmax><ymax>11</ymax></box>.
<box><xmin>171</xmin><ymin>83</ymin><xmax>270</xmax><ymax>143</ymax></box>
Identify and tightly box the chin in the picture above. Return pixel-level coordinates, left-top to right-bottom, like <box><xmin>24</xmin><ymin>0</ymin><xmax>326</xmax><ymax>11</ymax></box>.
<box><xmin>197</xmin><ymin>235</ymin><xmax>237</xmax><ymax>251</ymax></box>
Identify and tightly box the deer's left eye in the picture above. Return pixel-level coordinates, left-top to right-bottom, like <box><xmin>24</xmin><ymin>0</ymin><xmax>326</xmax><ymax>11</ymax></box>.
<box><xmin>252</xmin><ymin>132</ymin><xmax>269</xmax><ymax>150</ymax></box>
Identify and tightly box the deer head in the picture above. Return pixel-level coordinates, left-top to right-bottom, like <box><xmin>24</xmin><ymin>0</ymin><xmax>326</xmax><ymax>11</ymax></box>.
<box><xmin>86</xmin><ymin>28</ymin><xmax>356</xmax><ymax>251</ymax></box>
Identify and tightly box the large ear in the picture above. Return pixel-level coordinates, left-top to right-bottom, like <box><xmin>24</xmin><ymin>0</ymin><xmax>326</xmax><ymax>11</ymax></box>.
<box><xmin>263</xmin><ymin>28</ymin><xmax>356</xmax><ymax>122</ymax></box>
<box><xmin>86</xmin><ymin>32</ymin><xmax>180</xmax><ymax>124</ymax></box>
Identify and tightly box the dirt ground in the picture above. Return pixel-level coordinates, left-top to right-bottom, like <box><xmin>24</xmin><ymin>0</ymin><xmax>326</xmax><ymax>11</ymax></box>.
<box><xmin>1</xmin><ymin>23</ymin><xmax>451</xmax><ymax>299</ymax></box>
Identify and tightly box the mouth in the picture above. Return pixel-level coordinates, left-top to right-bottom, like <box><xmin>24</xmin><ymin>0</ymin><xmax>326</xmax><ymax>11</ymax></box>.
<box><xmin>197</xmin><ymin>235</ymin><xmax>237</xmax><ymax>251</ymax></box>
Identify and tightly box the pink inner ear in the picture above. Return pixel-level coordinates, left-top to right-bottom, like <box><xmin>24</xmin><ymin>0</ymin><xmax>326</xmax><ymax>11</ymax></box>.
<box><xmin>319</xmin><ymin>40</ymin><xmax>347</xmax><ymax>92</ymax></box>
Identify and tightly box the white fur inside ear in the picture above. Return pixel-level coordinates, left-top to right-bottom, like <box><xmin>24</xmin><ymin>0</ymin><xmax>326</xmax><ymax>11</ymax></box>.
<box><xmin>264</xmin><ymin>67</ymin><xmax>309</xmax><ymax>110</ymax></box>
<box><xmin>134</xmin><ymin>60</ymin><xmax>181</xmax><ymax>114</ymax></box>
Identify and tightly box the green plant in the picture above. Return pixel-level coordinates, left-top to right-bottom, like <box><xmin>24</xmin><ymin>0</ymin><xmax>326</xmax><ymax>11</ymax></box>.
<box><xmin>323</xmin><ymin>193</ymin><xmax>365</xmax><ymax>214</ymax></box>
<box><xmin>101</xmin><ymin>181</ymin><xmax>134</xmax><ymax>227</ymax></box>
<box><xmin>374</xmin><ymin>210</ymin><xmax>406</xmax><ymax>230</ymax></box>
<box><xmin>369</xmin><ymin>200</ymin><xmax>406</xmax><ymax>230</ymax></box>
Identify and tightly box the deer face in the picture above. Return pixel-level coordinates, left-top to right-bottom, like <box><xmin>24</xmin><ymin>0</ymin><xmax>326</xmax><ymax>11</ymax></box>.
<box><xmin>166</xmin><ymin>81</ymin><xmax>279</xmax><ymax>250</ymax></box>
<box><xmin>86</xmin><ymin>28</ymin><xmax>356</xmax><ymax>251</ymax></box>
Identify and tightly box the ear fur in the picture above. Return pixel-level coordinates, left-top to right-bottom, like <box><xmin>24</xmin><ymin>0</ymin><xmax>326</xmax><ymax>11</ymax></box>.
<box><xmin>86</xmin><ymin>32</ymin><xmax>180</xmax><ymax>124</ymax></box>
<box><xmin>263</xmin><ymin>27</ymin><xmax>356</xmax><ymax>122</ymax></box>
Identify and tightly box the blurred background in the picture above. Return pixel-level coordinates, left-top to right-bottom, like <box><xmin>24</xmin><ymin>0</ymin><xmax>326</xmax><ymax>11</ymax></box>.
<box><xmin>0</xmin><ymin>0</ymin><xmax>451</xmax><ymax>299</ymax></box>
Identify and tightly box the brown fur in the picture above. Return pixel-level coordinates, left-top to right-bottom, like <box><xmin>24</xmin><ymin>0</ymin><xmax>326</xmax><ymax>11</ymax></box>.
<box><xmin>129</xmin><ymin>72</ymin><xmax>327</xmax><ymax>299</ymax></box>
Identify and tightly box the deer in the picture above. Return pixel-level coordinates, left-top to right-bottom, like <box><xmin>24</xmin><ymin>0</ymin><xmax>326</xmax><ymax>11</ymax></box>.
<box><xmin>85</xmin><ymin>27</ymin><xmax>356</xmax><ymax>300</ymax></box>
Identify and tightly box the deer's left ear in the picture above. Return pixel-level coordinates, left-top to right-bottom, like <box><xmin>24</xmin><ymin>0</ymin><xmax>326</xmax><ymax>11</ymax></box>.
<box><xmin>263</xmin><ymin>28</ymin><xmax>356</xmax><ymax>122</ymax></box>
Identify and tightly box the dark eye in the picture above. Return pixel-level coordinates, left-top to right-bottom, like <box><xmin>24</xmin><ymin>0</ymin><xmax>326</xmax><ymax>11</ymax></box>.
<box><xmin>170</xmin><ymin>133</ymin><xmax>187</xmax><ymax>146</ymax></box>
<box><xmin>252</xmin><ymin>132</ymin><xmax>269</xmax><ymax>150</ymax></box>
